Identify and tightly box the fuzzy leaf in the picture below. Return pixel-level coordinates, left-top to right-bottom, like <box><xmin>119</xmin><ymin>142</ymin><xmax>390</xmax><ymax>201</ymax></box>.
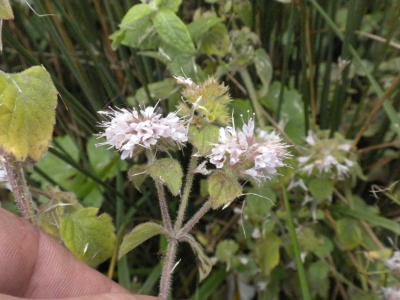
<box><xmin>216</xmin><ymin>239</ymin><xmax>239</xmax><ymax>263</ymax></box>
<box><xmin>155</xmin><ymin>0</ymin><xmax>182</xmax><ymax>12</ymax></box>
<box><xmin>308</xmin><ymin>178</ymin><xmax>334</xmax><ymax>201</ymax></box>
<box><xmin>119</xmin><ymin>222</ymin><xmax>165</xmax><ymax>259</ymax></box>
<box><xmin>297</xmin><ymin>227</ymin><xmax>333</xmax><ymax>259</ymax></box>
<box><xmin>198</xmin><ymin>22</ymin><xmax>230</xmax><ymax>57</ymax></box>
<box><xmin>254</xmin><ymin>49</ymin><xmax>272</xmax><ymax>96</ymax></box>
<box><xmin>184</xmin><ymin>235</ymin><xmax>213</xmax><ymax>281</ymax></box>
<box><xmin>188</xmin><ymin>16</ymin><xmax>221</xmax><ymax>42</ymax></box>
<box><xmin>208</xmin><ymin>172</ymin><xmax>242</xmax><ymax>209</ymax></box>
<box><xmin>110</xmin><ymin>4</ymin><xmax>155</xmax><ymax>49</ymax></box>
<box><xmin>307</xmin><ymin>260</ymin><xmax>330</xmax><ymax>299</ymax></box>
<box><xmin>0</xmin><ymin>66</ymin><xmax>58</xmax><ymax>161</ymax></box>
<box><xmin>148</xmin><ymin>158</ymin><xmax>183</xmax><ymax>196</ymax></box>
<box><xmin>189</xmin><ymin>125</ymin><xmax>220</xmax><ymax>155</ymax></box>
<box><xmin>255</xmin><ymin>233</ymin><xmax>281</xmax><ymax>276</ymax></box>
<box><xmin>60</xmin><ymin>207</ymin><xmax>116</xmax><ymax>267</ymax></box>
<box><xmin>336</xmin><ymin>218</ymin><xmax>363</xmax><ymax>250</ymax></box>
<box><xmin>0</xmin><ymin>0</ymin><xmax>13</xmax><ymax>19</ymax></box>
<box><xmin>152</xmin><ymin>8</ymin><xmax>195</xmax><ymax>54</ymax></box>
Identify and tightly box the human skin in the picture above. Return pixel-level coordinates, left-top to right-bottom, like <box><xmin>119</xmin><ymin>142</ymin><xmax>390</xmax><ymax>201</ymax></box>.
<box><xmin>0</xmin><ymin>208</ymin><xmax>157</xmax><ymax>300</ymax></box>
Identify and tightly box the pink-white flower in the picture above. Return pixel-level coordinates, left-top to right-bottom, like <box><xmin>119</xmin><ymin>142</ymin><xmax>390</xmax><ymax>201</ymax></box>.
<box><xmin>208</xmin><ymin>118</ymin><xmax>289</xmax><ymax>182</ymax></box>
<box><xmin>298</xmin><ymin>131</ymin><xmax>355</xmax><ymax>180</ymax></box>
<box><xmin>98</xmin><ymin>106</ymin><xmax>188</xmax><ymax>159</ymax></box>
<box><xmin>383</xmin><ymin>288</ymin><xmax>400</xmax><ymax>300</ymax></box>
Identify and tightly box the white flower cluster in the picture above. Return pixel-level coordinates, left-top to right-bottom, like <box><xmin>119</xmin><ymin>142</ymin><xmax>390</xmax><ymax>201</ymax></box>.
<box><xmin>99</xmin><ymin>106</ymin><xmax>188</xmax><ymax>159</ymax></box>
<box><xmin>383</xmin><ymin>288</ymin><xmax>400</xmax><ymax>300</ymax></box>
<box><xmin>298</xmin><ymin>131</ymin><xmax>355</xmax><ymax>180</ymax></box>
<box><xmin>207</xmin><ymin>118</ymin><xmax>288</xmax><ymax>182</ymax></box>
<box><xmin>385</xmin><ymin>251</ymin><xmax>400</xmax><ymax>272</ymax></box>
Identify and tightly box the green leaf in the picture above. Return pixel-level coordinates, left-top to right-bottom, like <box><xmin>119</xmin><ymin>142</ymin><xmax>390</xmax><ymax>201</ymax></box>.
<box><xmin>208</xmin><ymin>172</ymin><xmax>242</xmax><ymax>209</ymax></box>
<box><xmin>148</xmin><ymin>158</ymin><xmax>183</xmax><ymax>196</ymax></box>
<box><xmin>261</xmin><ymin>82</ymin><xmax>305</xmax><ymax>144</ymax></box>
<box><xmin>184</xmin><ymin>235</ymin><xmax>213</xmax><ymax>281</ymax></box>
<box><xmin>307</xmin><ymin>178</ymin><xmax>334</xmax><ymax>201</ymax></box>
<box><xmin>332</xmin><ymin>205</ymin><xmax>400</xmax><ymax>235</ymax></box>
<box><xmin>245</xmin><ymin>184</ymin><xmax>275</xmax><ymax>224</ymax></box>
<box><xmin>152</xmin><ymin>9</ymin><xmax>195</xmax><ymax>54</ymax></box>
<box><xmin>128</xmin><ymin>164</ymin><xmax>148</xmax><ymax>192</ymax></box>
<box><xmin>254</xmin><ymin>49</ymin><xmax>273</xmax><ymax>97</ymax></box>
<box><xmin>198</xmin><ymin>22</ymin><xmax>230</xmax><ymax>57</ymax></box>
<box><xmin>119</xmin><ymin>222</ymin><xmax>165</xmax><ymax>259</ymax></box>
<box><xmin>0</xmin><ymin>66</ymin><xmax>58</xmax><ymax>161</ymax></box>
<box><xmin>189</xmin><ymin>125</ymin><xmax>220</xmax><ymax>156</ymax></box>
<box><xmin>131</xmin><ymin>79</ymin><xmax>177</xmax><ymax>105</ymax></box>
<box><xmin>60</xmin><ymin>207</ymin><xmax>116</xmax><ymax>267</ymax></box>
<box><xmin>188</xmin><ymin>16</ymin><xmax>221</xmax><ymax>42</ymax></box>
<box><xmin>216</xmin><ymin>240</ymin><xmax>239</xmax><ymax>264</ymax></box>
<box><xmin>307</xmin><ymin>260</ymin><xmax>330</xmax><ymax>299</ymax></box>
<box><xmin>255</xmin><ymin>233</ymin><xmax>281</xmax><ymax>276</ymax></box>
<box><xmin>297</xmin><ymin>227</ymin><xmax>333</xmax><ymax>258</ymax></box>
<box><xmin>335</xmin><ymin>218</ymin><xmax>363</xmax><ymax>250</ymax></box>
<box><xmin>0</xmin><ymin>0</ymin><xmax>13</xmax><ymax>19</ymax></box>
<box><xmin>155</xmin><ymin>0</ymin><xmax>182</xmax><ymax>12</ymax></box>
<box><xmin>111</xmin><ymin>4</ymin><xmax>155</xmax><ymax>49</ymax></box>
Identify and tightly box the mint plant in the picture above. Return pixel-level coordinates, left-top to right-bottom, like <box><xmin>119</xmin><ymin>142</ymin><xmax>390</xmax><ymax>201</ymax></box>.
<box><xmin>98</xmin><ymin>77</ymin><xmax>289</xmax><ymax>299</ymax></box>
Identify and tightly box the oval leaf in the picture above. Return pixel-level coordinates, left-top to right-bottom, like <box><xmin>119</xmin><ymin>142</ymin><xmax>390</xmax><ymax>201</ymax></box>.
<box><xmin>189</xmin><ymin>125</ymin><xmax>219</xmax><ymax>156</ymax></box>
<box><xmin>148</xmin><ymin>158</ymin><xmax>183</xmax><ymax>196</ymax></box>
<box><xmin>255</xmin><ymin>233</ymin><xmax>281</xmax><ymax>276</ymax></box>
<box><xmin>152</xmin><ymin>8</ymin><xmax>195</xmax><ymax>54</ymax></box>
<box><xmin>119</xmin><ymin>222</ymin><xmax>165</xmax><ymax>259</ymax></box>
<box><xmin>208</xmin><ymin>172</ymin><xmax>242</xmax><ymax>209</ymax></box>
<box><xmin>60</xmin><ymin>207</ymin><xmax>116</xmax><ymax>267</ymax></box>
<box><xmin>335</xmin><ymin>218</ymin><xmax>363</xmax><ymax>250</ymax></box>
<box><xmin>0</xmin><ymin>66</ymin><xmax>58</xmax><ymax>161</ymax></box>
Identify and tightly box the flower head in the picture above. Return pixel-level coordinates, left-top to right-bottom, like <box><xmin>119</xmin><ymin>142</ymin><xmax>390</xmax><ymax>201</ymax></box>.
<box><xmin>385</xmin><ymin>251</ymin><xmax>400</xmax><ymax>273</ymax></box>
<box><xmin>98</xmin><ymin>106</ymin><xmax>188</xmax><ymax>159</ymax></box>
<box><xmin>176</xmin><ymin>77</ymin><xmax>231</xmax><ymax>125</ymax></box>
<box><xmin>298</xmin><ymin>131</ymin><xmax>356</xmax><ymax>180</ymax></box>
<box><xmin>208</xmin><ymin>118</ymin><xmax>289</xmax><ymax>182</ymax></box>
<box><xmin>383</xmin><ymin>287</ymin><xmax>400</xmax><ymax>300</ymax></box>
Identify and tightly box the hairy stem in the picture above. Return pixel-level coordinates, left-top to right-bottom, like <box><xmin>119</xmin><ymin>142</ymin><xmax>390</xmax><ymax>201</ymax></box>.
<box><xmin>159</xmin><ymin>239</ymin><xmax>178</xmax><ymax>300</ymax></box>
<box><xmin>174</xmin><ymin>154</ymin><xmax>198</xmax><ymax>231</ymax></box>
<box><xmin>155</xmin><ymin>180</ymin><xmax>173</xmax><ymax>233</ymax></box>
<box><xmin>3</xmin><ymin>155</ymin><xmax>35</xmax><ymax>221</ymax></box>
<box><xmin>179</xmin><ymin>200</ymin><xmax>212</xmax><ymax>237</ymax></box>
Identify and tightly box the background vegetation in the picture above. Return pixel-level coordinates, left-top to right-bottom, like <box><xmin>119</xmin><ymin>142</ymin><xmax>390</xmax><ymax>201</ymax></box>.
<box><xmin>1</xmin><ymin>0</ymin><xmax>400</xmax><ymax>299</ymax></box>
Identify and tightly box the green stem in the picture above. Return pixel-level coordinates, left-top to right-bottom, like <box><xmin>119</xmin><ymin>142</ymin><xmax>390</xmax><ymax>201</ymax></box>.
<box><xmin>281</xmin><ymin>186</ymin><xmax>311</xmax><ymax>300</ymax></box>
<box><xmin>3</xmin><ymin>155</ymin><xmax>36</xmax><ymax>221</ymax></box>
<box><xmin>239</xmin><ymin>69</ymin><xmax>265</xmax><ymax>127</ymax></box>
<box><xmin>174</xmin><ymin>154</ymin><xmax>198</xmax><ymax>231</ymax></box>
